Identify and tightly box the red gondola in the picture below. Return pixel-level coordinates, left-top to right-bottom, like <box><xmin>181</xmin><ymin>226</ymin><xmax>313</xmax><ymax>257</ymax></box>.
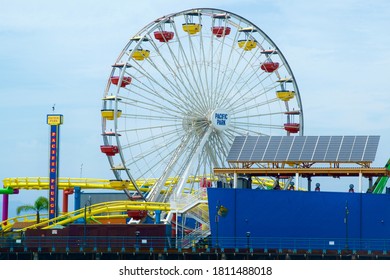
<box><xmin>100</xmin><ymin>145</ymin><xmax>119</xmax><ymax>156</ymax></box>
<box><xmin>127</xmin><ymin>210</ymin><xmax>147</xmax><ymax>220</ymax></box>
<box><xmin>284</xmin><ymin>110</ymin><xmax>301</xmax><ymax>116</ymax></box>
<box><xmin>154</xmin><ymin>31</ymin><xmax>174</xmax><ymax>42</ymax></box>
<box><xmin>261</xmin><ymin>61</ymin><xmax>279</xmax><ymax>73</ymax></box>
<box><xmin>110</xmin><ymin>76</ymin><xmax>132</xmax><ymax>87</ymax></box>
<box><xmin>284</xmin><ymin>123</ymin><xmax>300</xmax><ymax>133</ymax></box>
<box><xmin>211</xmin><ymin>26</ymin><xmax>231</xmax><ymax>37</ymax></box>
<box><xmin>200</xmin><ymin>178</ymin><xmax>212</xmax><ymax>188</ymax></box>
<box><xmin>261</xmin><ymin>49</ymin><xmax>278</xmax><ymax>55</ymax></box>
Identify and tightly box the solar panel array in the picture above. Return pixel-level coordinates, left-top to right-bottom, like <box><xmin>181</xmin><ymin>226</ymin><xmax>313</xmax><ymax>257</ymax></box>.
<box><xmin>226</xmin><ymin>136</ymin><xmax>380</xmax><ymax>163</ymax></box>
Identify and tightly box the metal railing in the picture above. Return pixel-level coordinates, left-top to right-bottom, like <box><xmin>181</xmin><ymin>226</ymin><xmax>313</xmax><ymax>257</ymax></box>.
<box><xmin>2</xmin><ymin>235</ymin><xmax>390</xmax><ymax>253</ymax></box>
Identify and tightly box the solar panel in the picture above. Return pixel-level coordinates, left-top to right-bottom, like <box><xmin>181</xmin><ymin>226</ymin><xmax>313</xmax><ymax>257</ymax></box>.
<box><xmin>312</xmin><ymin>136</ymin><xmax>330</xmax><ymax>161</ymax></box>
<box><xmin>262</xmin><ymin>136</ymin><xmax>282</xmax><ymax>161</ymax></box>
<box><xmin>226</xmin><ymin>136</ymin><xmax>246</xmax><ymax>161</ymax></box>
<box><xmin>239</xmin><ymin>136</ymin><xmax>257</xmax><ymax>160</ymax></box>
<box><xmin>363</xmin><ymin>135</ymin><xmax>380</xmax><ymax>161</ymax></box>
<box><xmin>337</xmin><ymin>136</ymin><xmax>355</xmax><ymax>161</ymax></box>
<box><xmin>350</xmin><ymin>136</ymin><xmax>367</xmax><ymax>161</ymax></box>
<box><xmin>226</xmin><ymin>135</ymin><xmax>380</xmax><ymax>163</ymax></box>
<box><xmin>287</xmin><ymin>136</ymin><xmax>305</xmax><ymax>161</ymax></box>
<box><xmin>324</xmin><ymin>136</ymin><xmax>342</xmax><ymax>161</ymax></box>
<box><xmin>300</xmin><ymin>136</ymin><xmax>318</xmax><ymax>161</ymax></box>
<box><xmin>274</xmin><ymin>136</ymin><xmax>294</xmax><ymax>161</ymax></box>
<box><xmin>250</xmin><ymin>136</ymin><xmax>270</xmax><ymax>161</ymax></box>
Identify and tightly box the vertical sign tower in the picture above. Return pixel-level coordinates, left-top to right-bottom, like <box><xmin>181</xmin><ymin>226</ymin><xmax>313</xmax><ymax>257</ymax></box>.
<box><xmin>47</xmin><ymin>114</ymin><xmax>63</xmax><ymax>220</ymax></box>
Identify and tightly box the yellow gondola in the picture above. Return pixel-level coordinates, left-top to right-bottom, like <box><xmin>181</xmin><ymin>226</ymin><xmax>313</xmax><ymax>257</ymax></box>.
<box><xmin>101</xmin><ymin>109</ymin><xmax>122</xmax><ymax>120</ymax></box>
<box><xmin>238</xmin><ymin>40</ymin><xmax>257</xmax><ymax>51</ymax></box>
<box><xmin>276</xmin><ymin>90</ymin><xmax>295</xmax><ymax>101</ymax></box>
<box><xmin>132</xmin><ymin>49</ymin><xmax>150</xmax><ymax>61</ymax></box>
<box><xmin>182</xmin><ymin>23</ymin><xmax>202</xmax><ymax>35</ymax></box>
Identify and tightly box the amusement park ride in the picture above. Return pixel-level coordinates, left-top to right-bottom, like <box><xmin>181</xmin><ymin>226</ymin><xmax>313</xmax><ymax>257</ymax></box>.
<box><xmin>1</xmin><ymin>8</ymin><xmax>389</xmax><ymax>258</ymax></box>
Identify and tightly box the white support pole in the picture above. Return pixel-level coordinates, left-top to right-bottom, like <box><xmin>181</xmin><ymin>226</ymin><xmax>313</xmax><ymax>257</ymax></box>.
<box><xmin>175</xmin><ymin>127</ymin><xmax>213</xmax><ymax>197</ymax></box>
<box><xmin>233</xmin><ymin>172</ymin><xmax>238</xmax><ymax>189</ymax></box>
<box><xmin>295</xmin><ymin>172</ymin><xmax>299</xmax><ymax>191</ymax></box>
<box><xmin>175</xmin><ymin>211</ymin><xmax>178</xmax><ymax>248</ymax></box>
<box><xmin>359</xmin><ymin>172</ymin><xmax>363</xmax><ymax>193</ymax></box>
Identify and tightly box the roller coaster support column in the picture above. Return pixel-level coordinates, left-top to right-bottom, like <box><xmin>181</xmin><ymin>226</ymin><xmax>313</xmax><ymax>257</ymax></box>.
<box><xmin>368</xmin><ymin>177</ymin><xmax>373</xmax><ymax>189</ymax></box>
<box><xmin>74</xmin><ymin>187</ymin><xmax>81</xmax><ymax>211</ymax></box>
<box><xmin>2</xmin><ymin>189</ymin><xmax>19</xmax><ymax>222</ymax></box>
<box><xmin>155</xmin><ymin>210</ymin><xmax>161</xmax><ymax>224</ymax></box>
<box><xmin>1</xmin><ymin>194</ymin><xmax>7</xmax><ymax>222</ymax></box>
<box><xmin>63</xmin><ymin>189</ymin><xmax>74</xmax><ymax>213</ymax></box>
<box><xmin>233</xmin><ymin>172</ymin><xmax>237</xmax><ymax>188</ymax></box>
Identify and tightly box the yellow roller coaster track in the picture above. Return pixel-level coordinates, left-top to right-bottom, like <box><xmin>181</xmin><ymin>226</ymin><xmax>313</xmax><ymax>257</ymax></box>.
<box><xmin>0</xmin><ymin>200</ymin><xmax>170</xmax><ymax>233</ymax></box>
<box><xmin>2</xmin><ymin>176</ymin><xmax>280</xmax><ymax>191</ymax></box>
<box><xmin>0</xmin><ymin>176</ymin><xmax>280</xmax><ymax>232</ymax></box>
<box><xmin>2</xmin><ymin>177</ymin><xmax>150</xmax><ymax>191</ymax></box>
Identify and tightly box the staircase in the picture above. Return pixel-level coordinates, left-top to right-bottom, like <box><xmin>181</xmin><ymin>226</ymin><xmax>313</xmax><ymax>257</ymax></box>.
<box><xmin>169</xmin><ymin>188</ymin><xmax>210</xmax><ymax>248</ymax></box>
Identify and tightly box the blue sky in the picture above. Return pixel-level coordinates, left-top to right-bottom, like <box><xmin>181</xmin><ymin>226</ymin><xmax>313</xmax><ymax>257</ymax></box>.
<box><xmin>1</xmin><ymin>0</ymin><xmax>390</xmax><ymax>216</ymax></box>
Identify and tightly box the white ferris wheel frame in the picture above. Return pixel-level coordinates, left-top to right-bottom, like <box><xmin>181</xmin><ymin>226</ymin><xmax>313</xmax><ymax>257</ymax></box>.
<box><xmin>101</xmin><ymin>8</ymin><xmax>304</xmax><ymax>203</ymax></box>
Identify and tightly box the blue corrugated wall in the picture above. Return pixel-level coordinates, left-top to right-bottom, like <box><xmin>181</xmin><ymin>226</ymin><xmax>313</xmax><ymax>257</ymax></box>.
<box><xmin>207</xmin><ymin>188</ymin><xmax>390</xmax><ymax>250</ymax></box>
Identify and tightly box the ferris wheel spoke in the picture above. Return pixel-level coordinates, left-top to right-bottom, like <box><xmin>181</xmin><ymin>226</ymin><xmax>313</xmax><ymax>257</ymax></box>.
<box><xmin>117</xmin><ymin>123</ymin><xmax>179</xmax><ymax>133</ymax></box>
<box><xmin>271</xmin><ymin>60</ymin><xmax>288</xmax><ymax>81</ymax></box>
<box><xmin>232</xmin><ymin>121</ymin><xmax>283</xmax><ymax>128</ymax></box>
<box><xmin>175</xmin><ymin>126</ymin><xmax>213</xmax><ymax>196</ymax></box>
<box><xmin>227</xmin><ymin>81</ymin><xmax>281</xmax><ymax>114</ymax></box>
<box><xmin>126</xmin><ymin>64</ymin><xmax>193</xmax><ymax>112</ymax></box>
<box><xmin>153</xmin><ymin>26</ymin><xmax>205</xmax><ymax>107</ymax></box>
<box><xmin>217</xmin><ymin>49</ymin><xmax>264</xmax><ymax>108</ymax></box>
<box><xmin>215</xmin><ymin>29</ymin><xmax>258</xmax><ymax>98</ymax></box>
<box><xmin>133</xmin><ymin>146</ymin><xmax>180</xmax><ymax>182</ymax></box>
<box><xmin>146</xmin><ymin>132</ymin><xmax>195</xmax><ymax>201</ymax></box>
<box><xmin>231</xmin><ymin>97</ymin><xmax>281</xmax><ymax>116</ymax></box>
<box><xmin>123</xmin><ymin>71</ymin><xmax>194</xmax><ymax>114</ymax></box>
<box><xmin>218</xmin><ymin>28</ymin><xmax>283</xmax><ymax>109</ymax></box>
<box><xmin>203</xmin><ymin>141</ymin><xmax>219</xmax><ymax>168</ymax></box>
<box><xmin>220</xmin><ymin>136</ymin><xmax>235</xmax><ymax>161</ymax></box>
<box><xmin>225</xmin><ymin>125</ymin><xmax>267</xmax><ymax>137</ymax></box>
<box><xmin>121</xmin><ymin>73</ymin><xmax>179</xmax><ymax>108</ymax></box>
<box><xmin>198</xmin><ymin>16</ymin><xmax>211</xmax><ymax>108</ymax></box>
<box><xmin>220</xmin><ymin>60</ymin><xmax>273</xmax><ymax>107</ymax></box>
<box><xmin>185</xmin><ymin>25</ymin><xmax>209</xmax><ymax>110</ymax></box>
<box><xmin>122</xmin><ymin>132</ymin><xmax>184</xmax><ymax>164</ymax></box>
<box><xmin>119</xmin><ymin>97</ymin><xmax>184</xmax><ymax>118</ymax></box>
<box><xmin>212</xmin><ymin>18</ymin><xmax>243</xmax><ymax>101</ymax></box>
<box><xmin>121</xmin><ymin>127</ymin><xmax>182</xmax><ymax>150</ymax></box>
<box><xmin>231</xmin><ymin>123</ymin><xmax>283</xmax><ymax>133</ymax></box>
<box><xmin>143</xmin><ymin>57</ymin><xmax>188</xmax><ymax>100</ymax></box>
<box><xmin>233</xmin><ymin>110</ymin><xmax>286</xmax><ymax>120</ymax></box>
<box><xmin>206</xmin><ymin>135</ymin><xmax>229</xmax><ymax>167</ymax></box>
<box><xmin>121</xmin><ymin>113</ymin><xmax>178</xmax><ymax>122</ymax></box>
<box><xmin>142</xmin><ymin>47</ymin><xmax>205</xmax><ymax>112</ymax></box>
<box><xmin>146</xmin><ymin>36</ymin><xmax>207</xmax><ymax>114</ymax></box>
<box><xmin>208</xmin><ymin>18</ymin><xmax>216</xmax><ymax>110</ymax></box>
<box><xmin>224</xmin><ymin>129</ymin><xmax>245</xmax><ymax>141</ymax></box>
<box><xmin>126</xmin><ymin>58</ymin><xmax>188</xmax><ymax>105</ymax></box>
<box><xmin>123</xmin><ymin>133</ymin><xmax>183</xmax><ymax>167</ymax></box>
<box><xmin>221</xmin><ymin>130</ymin><xmax>237</xmax><ymax>146</ymax></box>
<box><xmin>170</xmin><ymin>21</ymin><xmax>210</xmax><ymax>112</ymax></box>
<box><xmin>209</xmin><ymin>41</ymin><xmax>228</xmax><ymax>108</ymax></box>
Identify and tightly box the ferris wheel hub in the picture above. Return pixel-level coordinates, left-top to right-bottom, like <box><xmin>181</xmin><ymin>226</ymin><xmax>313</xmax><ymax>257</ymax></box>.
<box><xmin>210</xmin><ymin>108</ymin><xmax>231</xmax><ymax>131</ymax></box>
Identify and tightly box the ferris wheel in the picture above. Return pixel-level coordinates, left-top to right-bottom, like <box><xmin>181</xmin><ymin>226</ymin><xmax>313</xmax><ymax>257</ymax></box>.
<box><xmin>100</xmin><ymin>8</ymin><xmax>304</xmax><ymax>203</ymax></box>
